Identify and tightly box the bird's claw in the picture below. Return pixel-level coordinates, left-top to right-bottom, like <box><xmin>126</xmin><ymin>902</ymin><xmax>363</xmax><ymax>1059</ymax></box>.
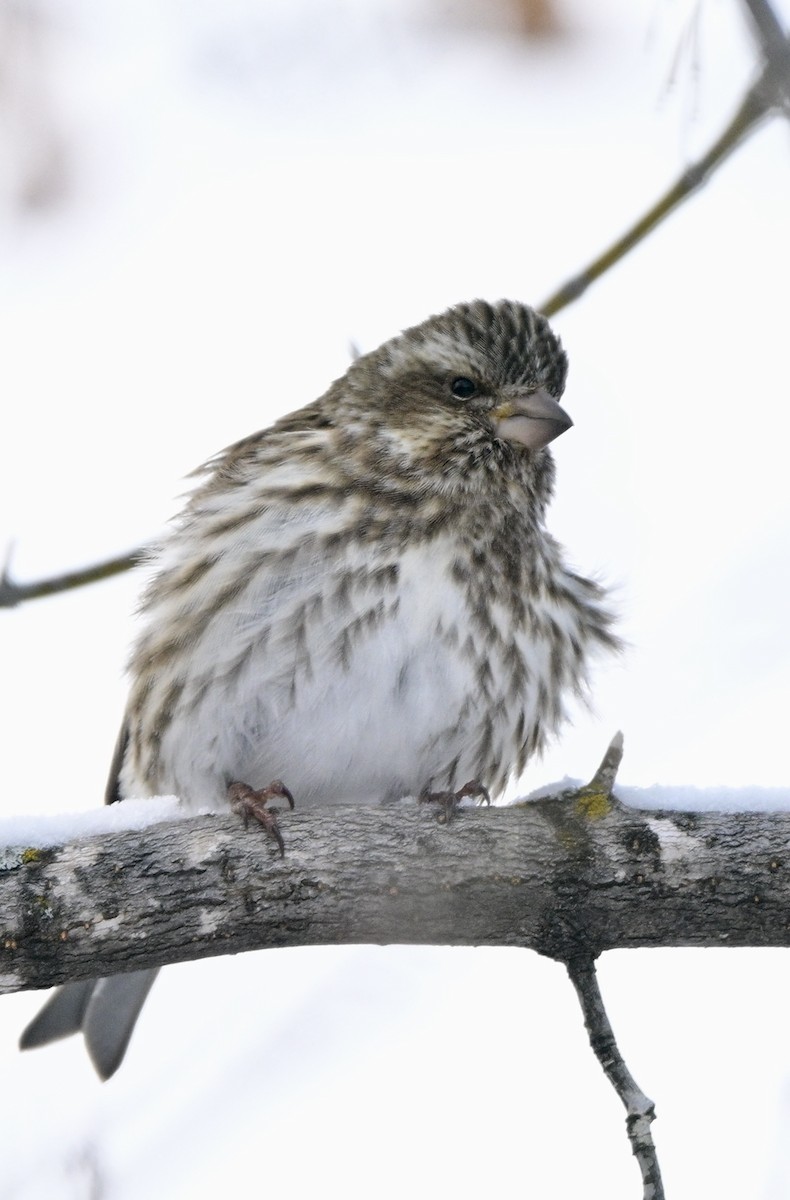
<box><xmin>419</xmin><ymin>778</ymin><xmax>490</xmax><ymax>824</ymax></box>
<box><xmin>228</xmin><ymin>779</ymin><xmax>295</xmax><ymax>856</ymax></box>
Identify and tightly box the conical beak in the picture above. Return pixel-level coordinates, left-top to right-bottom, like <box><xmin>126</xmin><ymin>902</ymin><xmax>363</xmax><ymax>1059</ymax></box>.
<box><xmin>492</xmin><ymin>387</ymin><xmax>573</xmax><ymax>450</ymax></box>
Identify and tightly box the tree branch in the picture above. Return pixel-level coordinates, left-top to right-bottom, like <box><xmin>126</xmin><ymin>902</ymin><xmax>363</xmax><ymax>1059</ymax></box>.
<box><xmin>4</xmin><ymin>777</ymin><xmax>790</xmax><ymax>995</ymax></box>
<box><xmin>5</xmin><ymin>735</ymin><xmax>786</xmax><ymax>1196</ymax></box>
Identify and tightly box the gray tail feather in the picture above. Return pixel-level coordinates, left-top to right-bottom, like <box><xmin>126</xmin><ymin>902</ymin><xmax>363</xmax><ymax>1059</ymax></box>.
<box><xmin>19</xmin><ymin>980</ymin><xmax>95</xmax><ymax>1044</ymax></box>
<box><xmin>19</xmin><ymin>968</ymin><xmax>158</xmax><ymax>1080</ymax></box>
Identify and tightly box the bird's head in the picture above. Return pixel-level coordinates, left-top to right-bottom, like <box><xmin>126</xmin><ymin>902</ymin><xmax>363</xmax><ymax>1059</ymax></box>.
<box><xmin>344</xmin><ymin>300</ymin><xmax>571</xmax><ymax>490</ymax></box>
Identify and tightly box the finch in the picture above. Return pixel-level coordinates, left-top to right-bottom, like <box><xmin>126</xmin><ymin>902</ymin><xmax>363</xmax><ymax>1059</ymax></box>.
<box><xmin>21</xmin><ymin>298</ymin><xmax>618</xmax><ymax>1077</ymax></box>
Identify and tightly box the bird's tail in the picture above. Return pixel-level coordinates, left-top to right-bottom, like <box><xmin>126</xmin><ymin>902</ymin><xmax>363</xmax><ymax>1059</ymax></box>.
<box><xmin>19</xmin><ymin>968</ymin><xmax>158</xmax><ymax>1080</ymax></box>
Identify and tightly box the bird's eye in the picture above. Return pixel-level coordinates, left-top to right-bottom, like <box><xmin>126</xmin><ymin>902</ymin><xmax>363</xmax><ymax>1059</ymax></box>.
<box><xmin>450</xmin><ymin>377</ymin><xmax>478</xmax><ymax>399</ymax></box>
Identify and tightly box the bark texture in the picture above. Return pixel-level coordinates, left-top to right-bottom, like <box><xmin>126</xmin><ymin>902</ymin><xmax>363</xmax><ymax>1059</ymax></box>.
<box><xmin>3</xmin><ymin>781</ymin><xmax>790</xmax><ymax>994</ymax></box>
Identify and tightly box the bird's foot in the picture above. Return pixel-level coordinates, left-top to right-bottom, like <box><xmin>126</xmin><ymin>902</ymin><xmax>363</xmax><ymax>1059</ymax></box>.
<box><xmin>419</xmin><ymin>779</ymin><xmax>490</xmax><ymax>824</ymax></box>
<box><xmin>228</xmin><ymin>779</ymin><xmax>295</xmax><ymax>856</ymax></box>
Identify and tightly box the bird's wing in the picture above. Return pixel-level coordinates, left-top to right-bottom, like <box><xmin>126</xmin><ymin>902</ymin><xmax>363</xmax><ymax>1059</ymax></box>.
<box><xmin>104</xmin><ymin>719</ymin><xmax>130</xmax><ymax>806</ymax></box>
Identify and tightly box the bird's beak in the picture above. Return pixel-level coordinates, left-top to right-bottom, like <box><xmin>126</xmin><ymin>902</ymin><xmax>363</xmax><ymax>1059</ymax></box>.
<box><xmin>492</xmin><ymin>387</ymin><xmax>573</xmax><ymax>450</ymax></box>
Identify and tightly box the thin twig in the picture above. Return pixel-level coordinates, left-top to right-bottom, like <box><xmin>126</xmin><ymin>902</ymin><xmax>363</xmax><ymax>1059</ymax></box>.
<box><xmin>740</xmin><ymin>0</ymin><xmax>790</xmax><ymax>111</ymax></box>
<box><xmin>563</xmin><ymin>734</ymin><xmax>665</xmax><ymax>1197</ymax></box>
<box><xmin>539</xmin><ymin>81</ymin><xmax>770</xmax><ymax>317</ymax></box>
<box><xmin>566</xmin><ymin>956</ymin><xmax>665</xmax><ymax>1200</ymax></box>
<box><xmin>4</xmin><ymin>38</ymin><xmax>787</xmax><ymax>610</ymax></box>
<box><xmin>0</xmin><ymin>547</ymin><xmax>143</xmax><ymax>608</ymax></box>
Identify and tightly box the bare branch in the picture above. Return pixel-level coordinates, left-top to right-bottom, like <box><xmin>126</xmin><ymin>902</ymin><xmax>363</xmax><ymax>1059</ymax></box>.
<box><xmin>4</xmin><ymin>734</ymin><xmax>785</xmax><ymax>1194</ymax></box>
<box><xmin>540</xmin><ymin>81</ymin><xmax>770</xmax><ymax>317</ymax></box>
<box><xmin>4</xmin><ymin>23</ymin><xmax>789</xmax><ymax>609</ymax></box>
<box><xmin>541</xmin><ymin>3</ymin><xmax>790</xmax><ymax>323</ymax></box>
<box><xmin>0</xmin><ymin>547</ymin><xmax>143</xmax><ymax>608</ymax></box>
<box><xmin>4</xmin><ymin>781</ymin><xmax>790</xmax><ymax>995</ymax></box>
<box><xmin>740</xmin><ymin>0</ymin><xmax>790</xmax><ymax>111</ymax></box>
<box><xmin>568</xmin><ymin>956</ymin><xmax>664</xmax><ymax>1200</ymax></box>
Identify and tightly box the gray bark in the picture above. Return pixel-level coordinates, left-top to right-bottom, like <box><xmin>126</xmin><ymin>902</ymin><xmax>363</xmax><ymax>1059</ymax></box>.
<box><xmin>3</xmin><ymin>779</ymin><xmax>789</xmax><ymax>994</ymax></box>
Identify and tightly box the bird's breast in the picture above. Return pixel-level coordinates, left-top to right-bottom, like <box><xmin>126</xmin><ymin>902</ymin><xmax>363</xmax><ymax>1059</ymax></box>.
<box><xmin>126</xmin><ymin>527</ymin><xmax>580</xmax><ymax>809</ymax></box>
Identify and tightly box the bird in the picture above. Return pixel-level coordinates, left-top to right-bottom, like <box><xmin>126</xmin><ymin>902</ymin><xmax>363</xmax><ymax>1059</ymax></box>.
<box><xmin>20</xmin><ymin>298</ymin><xmax>618</xmax><ymax>1078</ymax></box>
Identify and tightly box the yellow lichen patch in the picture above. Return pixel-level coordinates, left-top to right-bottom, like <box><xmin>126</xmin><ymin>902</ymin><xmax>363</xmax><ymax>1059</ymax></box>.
<box><xmin>21</xmin><ymin>848</ymin><xmax>41</xmax><ymax>864</ymax></box>
<box><xmin>575</xmin><ymin>788</ymin><xmax>612</xmax><ymax>820</ymax></box>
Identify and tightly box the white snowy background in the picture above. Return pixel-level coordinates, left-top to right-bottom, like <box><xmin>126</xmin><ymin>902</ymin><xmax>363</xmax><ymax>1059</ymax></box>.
<box><xmin>1</xmin><ymin>0</ymin><xmax>790</xmax><ymax>1196</ymax></box>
